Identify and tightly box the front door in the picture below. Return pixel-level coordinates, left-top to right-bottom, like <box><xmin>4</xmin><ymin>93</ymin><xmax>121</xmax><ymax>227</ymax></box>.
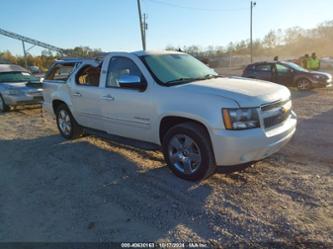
<box><xmin>273</xmin><ymin>63</ymin><xmax>294</xmax><ymax>85</ymax></box>
<box><xmin>100</xmin><ymin>55</ymin><xmax>156</xmax><ymax>143</ymax></box>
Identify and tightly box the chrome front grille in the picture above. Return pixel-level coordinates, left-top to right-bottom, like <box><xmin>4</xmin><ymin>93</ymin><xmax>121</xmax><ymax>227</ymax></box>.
<box><xmin>261</xmin><ymin>99</ymin><xmax>292</xmax><ymax>129</ymax></box>
<box><xmin>261</xmin><ymin>99</ymin><xmax>289</xmax><ymax>112</ymax></box>
<box><xmin>263</xmin><ymin>109</ymin><xmax>291</xmax><ymax>128</ymax></box>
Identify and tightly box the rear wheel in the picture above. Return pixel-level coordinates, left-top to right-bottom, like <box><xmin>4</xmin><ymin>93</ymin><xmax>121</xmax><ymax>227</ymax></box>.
<box><xmin>162</xmin><ymin>122</ymin><xmax>216</xmax><ymax>181</ymax></box>
<box><xmin>296</xmin><ymin>78</ymin><xmax>312</xmax><ymax>90</ymax></box>
<box><xmin>0</xmin><ymin>94</ymin><xmax>10</xmax><ymax>113</ymax></box>
<box><xmin>56</xmin><ymin>104</ymin><xmax>83</xmax><ymax>139</ymax></box>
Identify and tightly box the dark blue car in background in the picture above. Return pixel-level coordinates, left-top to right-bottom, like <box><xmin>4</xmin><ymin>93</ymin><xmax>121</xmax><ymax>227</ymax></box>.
<box><xmin>242</xmin><ymin>61</ymin><xmax>332</xmax><ymax>90</ymax></box>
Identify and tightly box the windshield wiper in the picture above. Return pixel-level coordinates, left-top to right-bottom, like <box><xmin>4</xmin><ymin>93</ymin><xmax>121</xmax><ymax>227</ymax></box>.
<box><xmin>165</xmin><ymin>74</ymin><xmax>223</xmax><ymax>85</ymax></box>
<box><xmin>165</xmin><ymin>77</ymin><xmax>198</xmax><ymax>84</ymax></box>
<box><xmin>201</xmin><ymin>74</ymin><xmax>223</xmax><ymax>79</ymax></box>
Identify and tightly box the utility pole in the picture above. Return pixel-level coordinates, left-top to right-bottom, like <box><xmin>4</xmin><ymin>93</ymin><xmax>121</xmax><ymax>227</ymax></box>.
<box><xmin>250</xmin><ymin>1</ymin><xmax>256</xmax><ymax>63</ymax></box>
<box><xmin>137</xmin><ymin>0</ymin><xmax>146</xmax><ymax>50</ymax></box>
<box><xmin>22</xmin><ymin>41</ymin><xmax>28</xmax><ymax>69</ymax></box>
<box><xmin>143</xmin><ymin>13</ymin><xmax>148</xmax><ymax>49</ymax></box>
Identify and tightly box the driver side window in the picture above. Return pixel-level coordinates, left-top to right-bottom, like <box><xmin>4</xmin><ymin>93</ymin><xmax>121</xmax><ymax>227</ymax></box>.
<box><xmin>276</xmin><ymin>64</ymin><xmax>290</xmax><ymax>74</ymax></box>
<box><xmin>106</xmin><ymin>57</ymin><xmax>143</xmax><ymax>88</ymax></box>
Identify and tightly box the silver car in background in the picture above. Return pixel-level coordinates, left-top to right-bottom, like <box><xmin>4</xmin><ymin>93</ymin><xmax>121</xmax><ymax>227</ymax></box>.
<box><xmin>0</xmin><ymin>64</ymin><xmax>43</xmax><ymax>112</ymax></box>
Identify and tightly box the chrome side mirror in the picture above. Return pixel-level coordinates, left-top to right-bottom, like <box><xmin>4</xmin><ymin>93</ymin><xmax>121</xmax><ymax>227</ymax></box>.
<box><xmin>117</xmin><ymin>75</ymin><xmax>145</xmax><ymax>90</ymax></box>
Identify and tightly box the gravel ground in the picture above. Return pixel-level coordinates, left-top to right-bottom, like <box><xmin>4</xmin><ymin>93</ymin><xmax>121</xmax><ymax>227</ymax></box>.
<box><xmin>0</xmin><ymin>88</ymin><xmax>332</xmax><ymax>248</ymax></box>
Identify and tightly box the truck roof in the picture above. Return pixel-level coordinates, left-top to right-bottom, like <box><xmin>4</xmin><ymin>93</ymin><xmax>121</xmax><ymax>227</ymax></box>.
<box><xmin>56</xmin><ymin>50</ymin><xmax>185</xmax><ymax>63</ymax></box>
<box><xmin>132</xmin><ymin>50</ymin><xmax>185</xmax><ymax>56</ymax></box>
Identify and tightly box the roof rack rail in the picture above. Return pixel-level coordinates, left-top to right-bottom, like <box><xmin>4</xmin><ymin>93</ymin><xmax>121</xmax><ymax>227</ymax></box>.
<box><xmin>58</xmin><ymin>52</ymin><xmax>108</xmax><ymax>62</ymax></box>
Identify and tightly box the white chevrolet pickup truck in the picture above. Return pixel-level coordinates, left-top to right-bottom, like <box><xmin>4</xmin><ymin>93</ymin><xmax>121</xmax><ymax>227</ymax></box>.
<box><xmin>43</xmin><ymin>51</ymin><xmax>297</xmax><ymax>180</ymax></box>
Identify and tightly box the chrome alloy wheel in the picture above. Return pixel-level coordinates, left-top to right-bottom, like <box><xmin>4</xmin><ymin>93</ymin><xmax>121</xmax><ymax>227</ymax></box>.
<box><xmin>297</xmin><ymin>79</ymin><xmax>311</xmax><ymax>90</ymax></box>
<box><xmin>58</xmin><ymin>110</ymin><xmax>72</xmax><ymax>136</ymax></box>
<box><xmin>168</xmin><ymin>134</ymin><xmax>202</xmax><ymax>175</ymax></box>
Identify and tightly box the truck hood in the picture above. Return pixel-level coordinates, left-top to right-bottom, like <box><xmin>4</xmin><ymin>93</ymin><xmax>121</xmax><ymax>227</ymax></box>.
<box><xmin>177</xmin><ymin>77</ymin><xmax>290</xmax><ymax>107</ymax></box>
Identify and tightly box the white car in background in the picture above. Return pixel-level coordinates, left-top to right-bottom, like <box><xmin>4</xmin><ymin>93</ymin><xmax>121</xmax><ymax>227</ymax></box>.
<box><xmin>320</xmin><ymin>57</ymin><xmax>333</xmax><ymax>69</ymax></box>
<box><xmin>43</xmin><ymin>51</ymin><xmax>297</xmax><ymax>181</ymax></box>
<box><xmin>0</xmin><ymin>64</ymin><xmax>43</xmax><ymax>112</ymax></box>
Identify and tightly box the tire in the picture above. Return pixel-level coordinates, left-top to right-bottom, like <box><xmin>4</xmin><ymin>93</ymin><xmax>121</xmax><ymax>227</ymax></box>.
<box><xmin>296</xmin><ymin>78</ymin><xmax>312</xmax><ymax>90</ymax></box>
<box><xmin>56</xmin><ymin>104</ymin><xmax>83</xmax><ymax>139</ymax></box>
<box><xmin>0</xmin><ymin>94</ymin><xmax>10</xmax><ymax>113</ymax></box>
<box><xmin>162</xmin><ymin>122</ymin><xmax>216</xmax><ymax>181</ymax></box>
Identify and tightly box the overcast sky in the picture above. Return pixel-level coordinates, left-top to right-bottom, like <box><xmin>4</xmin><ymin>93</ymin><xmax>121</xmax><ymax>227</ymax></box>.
<box><xmin>1</xmin><ymin>0</ymin><xmax>333</xmax><ymax>55</ymax></box>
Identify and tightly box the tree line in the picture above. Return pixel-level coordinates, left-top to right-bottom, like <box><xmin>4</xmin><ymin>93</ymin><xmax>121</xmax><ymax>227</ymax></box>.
<box><xmin>1</xmin><ymin>20</ymin><xmax>333</xmax><ymax>71</ymax></box>
<box><xmin>167</xmin><ymin>20</ymin><xmax>333</xmax><ymax>61</ymax></box>
<box><xmin>0</xmin><ymin>47</ymin><xmax>102</xmax><ymax>72</ymax></box>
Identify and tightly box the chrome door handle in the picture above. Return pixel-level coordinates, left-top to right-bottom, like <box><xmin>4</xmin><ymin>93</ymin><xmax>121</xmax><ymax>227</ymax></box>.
<box><xmin>72</xmin><ymin>92</ymin><xmax>82</xmax><ymax>97</ymax></box>
<box><xmin>101</xmin><ymin>95</ymin><xmax>115</xmax><ymax>101</ymax></box>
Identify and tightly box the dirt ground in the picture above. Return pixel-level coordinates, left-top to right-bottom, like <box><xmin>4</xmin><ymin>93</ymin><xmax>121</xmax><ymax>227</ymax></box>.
<box><xmin>0</xmin><ymin>87</ymin><xmax>332</xmax><ymax>248</ymax></box>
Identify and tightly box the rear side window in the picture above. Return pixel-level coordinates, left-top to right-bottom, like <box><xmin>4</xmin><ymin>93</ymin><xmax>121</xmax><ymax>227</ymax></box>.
<box><xmin>76</xmin><ymin>65</ymin><xmax>101</xmax><ymax>87</ymax></box>
<box><xmin>255</xmin><ymin>64</ymin><xmax>272</xmax><ymax>72</ymax></box>
<box><xmin>46</xmin><ymin>63</ymin><xmax>76</xmax><ymax>82</ymax></box>
<box><xmin>245</xmin><ymin>65</ymin><xmax>255</xmax><ymax>72</ymax></box>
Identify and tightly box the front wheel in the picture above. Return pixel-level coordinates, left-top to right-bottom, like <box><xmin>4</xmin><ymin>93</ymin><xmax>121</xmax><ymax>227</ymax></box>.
<box><xmin>162</xmin><ymin>122</ymin><xmax>216</xmax><ymax>181</ymax></box>
<box><xmin>56</xmin><ymin>104</ymin><xmax>83</xmax><ymax>139</ymax></box>
<box><xmin>296</xmin><ymin>78</ymin><xmax>312</xmax><ymax>90</ymax></box>
<box><xmin>0</xmin><ymin>94</ymin><xmax>10</xmax><ymax>113</ymax></box>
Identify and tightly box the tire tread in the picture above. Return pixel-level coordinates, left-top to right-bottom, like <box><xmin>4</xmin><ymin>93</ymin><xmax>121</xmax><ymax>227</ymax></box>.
<box><xmin>56</xmin><ymin>104</ymin><xmax>83</xmax><ymax>139</ymax></box>
<box><xmin>162</xmin><ymin>122</ymin><xmax>216</xmax><ymax>181</ymax></box>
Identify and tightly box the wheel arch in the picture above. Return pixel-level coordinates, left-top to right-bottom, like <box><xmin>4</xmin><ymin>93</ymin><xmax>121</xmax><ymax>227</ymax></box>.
<box><xmin>52</xmin><ymin>99</ymin><xmax>68</xmax><ymax>114</ymax></box>
<box><xmin>159</xmin><ymin>115</ymin><xmax>212</xmax><ymax>145</ymax></box>
<box><xmin>295</xmin><ymin>76</ymin><xmax>312</xmax><ymax>84</ymax></box>
<box><xmin>160</xmin><ymin>116</ymin><xmax>217</xmax><ymax>179</ymax></box>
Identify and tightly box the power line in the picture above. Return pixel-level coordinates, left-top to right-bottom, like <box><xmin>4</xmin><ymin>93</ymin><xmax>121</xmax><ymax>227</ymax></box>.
<box><xmin>145</xmin><ymin>0</ymin><xmax>248</xmax><ymax>12</ymax></box>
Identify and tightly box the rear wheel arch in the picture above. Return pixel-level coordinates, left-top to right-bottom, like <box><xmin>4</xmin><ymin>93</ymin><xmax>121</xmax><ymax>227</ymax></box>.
<box><xmin>55</xmin><ymin>102</ymin><xmax>83</xmax><ymax>139</ymax></box>
<box><xmin>52</xmin><ymin>100</ymin><xmax>69</xmax><ymax>115</ymax></box>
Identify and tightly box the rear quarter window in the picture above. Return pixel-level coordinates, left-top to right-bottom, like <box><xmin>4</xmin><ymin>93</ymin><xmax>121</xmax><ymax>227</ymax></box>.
<box><xmin>45</xmin><ymin>63</ymin><xmax>77</xmax><ymax>82</ymax></box>
<box><xmin>245</xmin><ymin>65</ymin><xmax>255</xmax><ymax>71</ymax></box>
<box><xmin>255</xmin><ymin>64</ymin><xmax>272</xmax><ymax>72</ymax></box>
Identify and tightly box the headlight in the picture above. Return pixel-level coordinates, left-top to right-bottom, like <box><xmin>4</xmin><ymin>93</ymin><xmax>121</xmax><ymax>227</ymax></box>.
<box><xmin>4</xmin><ymin>89</ymin><xmax>23</xmax><ymax>96</ymax></box>
<box><xmin>223</xmin><ymin>108</ymin><xmax>260</xmax><ymax>130</ymax></box>
<box><xmin>313</xmin><ymin>75</ymin><xmax>323</xmax><ymax>80</ymax></box>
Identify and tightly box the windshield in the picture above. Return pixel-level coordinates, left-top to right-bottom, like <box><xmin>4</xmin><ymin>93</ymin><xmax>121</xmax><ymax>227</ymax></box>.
<box><xmin>0</xmin><ymin>71</ymin><xmax>38</xmax><ymax>83</ymax></box>
<box><xmin>283</xmin><ymin>62</ymin><xmax>308</xmax><ymax>72</ymax></box>
<box><xmin>141</xmin><ymin>53</ymin><xmax>218</xmax><ymax>85</ymax></box>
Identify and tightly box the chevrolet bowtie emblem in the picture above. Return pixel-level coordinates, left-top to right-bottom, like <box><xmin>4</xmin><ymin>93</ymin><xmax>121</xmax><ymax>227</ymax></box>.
<box><xmin>281</xmin><ymin>106</ymin><xmax>289</xmax><ymax>113</ymax></box>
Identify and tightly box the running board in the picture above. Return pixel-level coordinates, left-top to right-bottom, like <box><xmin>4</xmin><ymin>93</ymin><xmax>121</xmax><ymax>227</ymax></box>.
<box><xmin>83</xmin><ymin>127</ymin><xmax>160</xmax><ymax>151</ymax></box>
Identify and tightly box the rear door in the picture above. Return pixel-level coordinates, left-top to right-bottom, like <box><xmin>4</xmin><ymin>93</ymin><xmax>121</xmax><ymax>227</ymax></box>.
<box><xmin>69</xmin><ymin>62</ymin><xmax>105</xmax><ymax>130</ymax></box>
<box><xmin>253</xmin><ymin>63</ymin><xmax>273</xmax><ymax>81</ymax></box>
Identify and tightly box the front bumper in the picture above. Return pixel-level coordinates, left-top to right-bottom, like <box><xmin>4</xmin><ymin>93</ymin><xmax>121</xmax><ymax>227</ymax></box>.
<box><xmin>312</xmin><ymin>78</ymin><xmax>332</xmax><ymax>88</ymax></box>
<box><xmin>210</xmin><ymin>111</ymin><xmax>297</xmax><ymax>166</ymax></box>
<box><xmin>3</xmin><ymin>94</ymin><xmax>43</xmax><ymax>106</ymax></box>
